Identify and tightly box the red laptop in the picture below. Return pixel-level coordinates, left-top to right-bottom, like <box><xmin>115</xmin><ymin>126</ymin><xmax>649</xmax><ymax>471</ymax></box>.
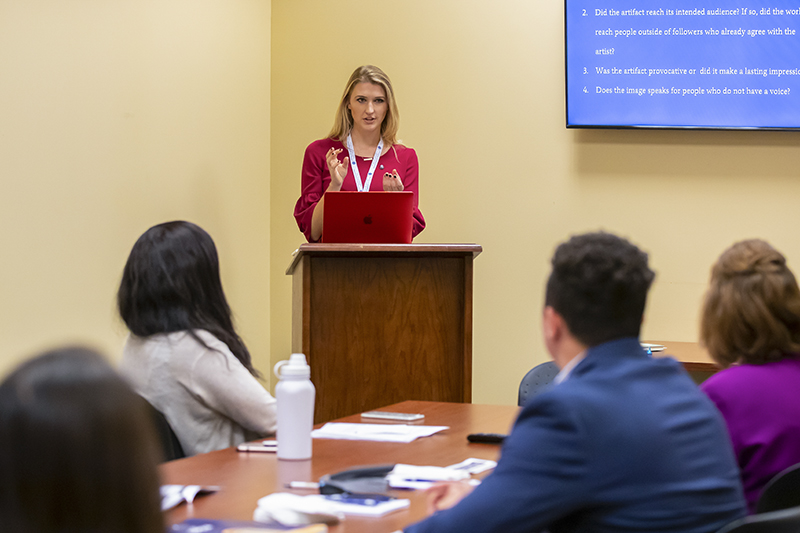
<box><xmin>322</xmin><ymin>191</ymin><xmax>414</xmax><ymax>244</ymax></box>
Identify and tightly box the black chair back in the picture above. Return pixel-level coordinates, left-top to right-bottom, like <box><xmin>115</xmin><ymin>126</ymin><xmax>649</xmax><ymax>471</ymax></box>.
<box><xmin>518</xmin><ymin>361</ymin><xmax>559</xmax><ymax>406</ymax></box>
<box><xmin>141</xmin><ymin>399</ymin><xmax>185</xmax><ymax>462</ymax></box>
<box><xmin>716</xmin><ymin>506</ymin><xmax>800</xmax><ymax>533</ymax></box>
<box><xmin>758</xmin><ymin>463</ymin><xmax>800</xmax><ymax>514</ymax></box>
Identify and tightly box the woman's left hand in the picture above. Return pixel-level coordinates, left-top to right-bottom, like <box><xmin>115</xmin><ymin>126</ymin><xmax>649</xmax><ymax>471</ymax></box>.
<box><xmin>383</xmin><ymin>169</ymin><xmax>404</xmax><ymax>192</ymax></box>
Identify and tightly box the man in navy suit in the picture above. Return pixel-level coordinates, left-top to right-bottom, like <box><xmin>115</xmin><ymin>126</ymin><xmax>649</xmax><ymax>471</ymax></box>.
<box><xmin>404</xmin><ymin>232</ymin><xmax>746</xmax><ymax>533</ymax></box>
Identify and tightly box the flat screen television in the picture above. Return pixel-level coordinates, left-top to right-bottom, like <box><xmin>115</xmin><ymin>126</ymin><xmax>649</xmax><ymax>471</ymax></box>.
<box><xmin>565</xmin><ymin>0</ymin><xmax>800</xmax><ymax>129</ymax></box>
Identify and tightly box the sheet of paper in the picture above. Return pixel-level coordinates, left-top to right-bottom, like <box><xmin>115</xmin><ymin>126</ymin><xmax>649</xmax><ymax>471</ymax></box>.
<box><xmin>388</xmin><ymin>477</ymin><xmax>482</xmax><ymax>490</ymax></box>
<box><xmin>311</xmin><ymin>423</ymin><xmax>449</xmax><ymax>443</ymax></box>
<box><xmin>390</xmin><ymin>464</ymin><xmax>471</xmax><ymax>482</ymax></box>
<box><xmin>160</xmin><ymin>485</ymin><xmax>220</xmax><ymax>511</ymax></box>
<box><xmin>447</xmin><ymin>457</ymin><xmax>497</xmax><ymax>475</ymax></box>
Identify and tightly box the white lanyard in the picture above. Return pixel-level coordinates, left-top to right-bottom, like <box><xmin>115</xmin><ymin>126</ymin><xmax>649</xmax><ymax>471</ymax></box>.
<box><xmin>346</xmin><ymin>134</ymin><xmax>383</xmax><ymax>192</ymax></box>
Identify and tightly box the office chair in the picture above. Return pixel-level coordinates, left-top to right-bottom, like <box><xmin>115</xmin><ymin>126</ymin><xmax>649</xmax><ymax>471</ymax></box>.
<box><xmin>141</xmin><ymin>398</ymin><xmax>185</xmax><ymax>462</ymax></box>
<box><xmin>716</xmin><ymin>506</ymin><xmax>800</xmax><ymax>533</ymax></box>
<box><xmin>757</xmin><ymin>462</ymin><xmax>800</xmax><ymax>514</ymax></box>
<box><xmin>518</xmin><ymin>361</ymin><xmax>559</xmax><ymax>406</ymax></box>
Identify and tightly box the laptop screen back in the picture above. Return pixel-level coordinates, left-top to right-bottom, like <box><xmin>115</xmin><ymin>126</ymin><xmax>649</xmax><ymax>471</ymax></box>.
<box><xmin>322</xmin><ymin>191</ymin><xmax>413</xmax><ymax>244</ymax></box>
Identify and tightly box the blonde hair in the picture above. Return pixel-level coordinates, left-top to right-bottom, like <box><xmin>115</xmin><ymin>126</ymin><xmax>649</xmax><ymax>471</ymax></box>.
<box><xmin>328</xmin><ymin>65</ymin><xmax>400</xmax><ymax>145</ymax></box>
<box><xmin>701</xmin><ymin>239</ymin><xmax>800</xmax><ymax>367</ymax></box>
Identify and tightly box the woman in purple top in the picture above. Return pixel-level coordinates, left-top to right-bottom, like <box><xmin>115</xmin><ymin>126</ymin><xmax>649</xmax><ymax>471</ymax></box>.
<box><xmin>700</xmin><ymin>239</ymin><xmax>800</xmax><ymax>513</ymax></box>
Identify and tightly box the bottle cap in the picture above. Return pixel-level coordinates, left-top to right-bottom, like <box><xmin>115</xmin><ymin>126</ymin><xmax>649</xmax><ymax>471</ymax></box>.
<box><xmin>274</xmin><ymin>353</ymin><xmax>310</xmax><ymax>379</ymax></box>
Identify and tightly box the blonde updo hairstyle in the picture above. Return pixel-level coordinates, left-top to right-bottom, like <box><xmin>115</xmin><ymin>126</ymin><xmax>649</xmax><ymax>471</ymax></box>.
<box><xmin>701</xmin><ymin>239</ymin><xmax>800</xmax><ymax>367</ymax></box>
<box><xmin>328</xmin><ymin>65</ymin><xmax>400</xmax><ymax>146</ymax></box>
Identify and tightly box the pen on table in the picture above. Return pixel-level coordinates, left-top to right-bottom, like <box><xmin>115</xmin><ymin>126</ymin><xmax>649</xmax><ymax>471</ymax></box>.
<box><xmin>286</xmin><ymin>481</ymin><xmax>320</xmax><ymax>490</ymax></box>
<box><xmin>237</xmin><ymin>441</ymin><xmax>277</xmax><ymax>453</ymax></box>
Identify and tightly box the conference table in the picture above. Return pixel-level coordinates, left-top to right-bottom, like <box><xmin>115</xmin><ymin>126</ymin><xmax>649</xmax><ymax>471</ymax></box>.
<box><xmin>161</xmin><ymin>401</ymin><xmax>520</xmax><ymax>532</ymax></box>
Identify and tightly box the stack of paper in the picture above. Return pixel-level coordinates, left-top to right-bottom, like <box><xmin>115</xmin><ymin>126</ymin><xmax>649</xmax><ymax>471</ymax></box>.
<box><xmin>386</xmin><ymin>459</ymin><xmax>496</xmax><ymax>490</ymax></box>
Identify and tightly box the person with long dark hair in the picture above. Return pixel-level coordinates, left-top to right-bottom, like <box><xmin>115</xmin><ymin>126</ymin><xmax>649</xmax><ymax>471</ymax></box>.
<box><xmin>118</xmin><ymin>220</ymin><xmax>276</xmax><ymax>455</ymax></box>
<box><xmin>0</xmin><ymin>347</ymin><xmax>163</xmax><ymax>533</ymax></box>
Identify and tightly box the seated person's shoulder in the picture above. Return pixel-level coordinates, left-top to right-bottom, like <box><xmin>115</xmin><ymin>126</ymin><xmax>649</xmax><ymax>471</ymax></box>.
<box><xmin>514</xmin><ymin>385</ymin><xmax>593</xmax><ymax>432</ymax></box>
<box><xmin>192</xmin><ymin>329</ymin><xmax>228</xmax><ymax>350</ymax></box>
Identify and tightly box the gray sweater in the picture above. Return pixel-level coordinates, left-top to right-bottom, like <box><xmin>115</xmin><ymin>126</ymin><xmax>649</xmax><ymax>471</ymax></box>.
<box><xmin>120</xmin><ymin>330</ymin><xmax>277</xmax><ymax>456</ymax></box>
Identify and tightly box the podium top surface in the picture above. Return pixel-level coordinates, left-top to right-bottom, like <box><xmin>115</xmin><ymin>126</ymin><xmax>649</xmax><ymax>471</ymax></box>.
<box><xmin>285</xmin><ymin>243</ymin><xmax>482</xmax><ymax>275</ymax></box>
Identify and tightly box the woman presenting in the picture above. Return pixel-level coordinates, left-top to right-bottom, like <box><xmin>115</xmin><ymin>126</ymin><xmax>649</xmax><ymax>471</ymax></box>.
<box><xmin>294</xmin><ymin>65</ymin><xmax>425</xmax><ymax>242</ymax></box>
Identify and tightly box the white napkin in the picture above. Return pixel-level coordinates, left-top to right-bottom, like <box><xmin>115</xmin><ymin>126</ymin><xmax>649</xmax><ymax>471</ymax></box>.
<box><xmin>254</xmin><ymin>493</ymin><xmax>343</xmax><ymax>527</ymax></box>
<box><xmin>254</xmin><ymin>492</ymin><xmax>410</xmax><ymax>522</ymax></box>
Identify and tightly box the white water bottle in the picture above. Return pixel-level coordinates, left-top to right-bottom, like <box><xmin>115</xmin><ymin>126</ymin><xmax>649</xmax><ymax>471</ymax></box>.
<box><xmin>273</xmin><ymin>353</ymin><xmax>316</xmax><ymax>460</ymax></box>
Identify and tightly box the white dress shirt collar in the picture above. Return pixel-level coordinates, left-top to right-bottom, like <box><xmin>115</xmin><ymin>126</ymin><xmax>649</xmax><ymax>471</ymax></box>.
<box><xmin>553</xmin><ymin>350</ymin><xmax>587</xmax><ymax>385</ymax></box>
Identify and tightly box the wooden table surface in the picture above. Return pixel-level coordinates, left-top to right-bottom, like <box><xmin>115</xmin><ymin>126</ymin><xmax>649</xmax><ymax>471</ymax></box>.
<box><xmin>161</xmin><ymin>401</ymin><xmax>520</xmax><ymax>533</ymax></box>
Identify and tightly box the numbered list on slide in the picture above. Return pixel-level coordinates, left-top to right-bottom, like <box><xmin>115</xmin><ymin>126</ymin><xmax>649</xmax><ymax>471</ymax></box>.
<box><xmin>566</xmin><ymin>0</ymin><xmax>800</xmax><ymax>127</ymax></box>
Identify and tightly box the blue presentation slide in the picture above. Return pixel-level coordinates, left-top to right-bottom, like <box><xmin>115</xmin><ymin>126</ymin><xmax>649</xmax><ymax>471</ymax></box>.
<box><xmin>566</xmin><ymin>0</ymin><xmax>800</xmax><ymax>128</ymax></box>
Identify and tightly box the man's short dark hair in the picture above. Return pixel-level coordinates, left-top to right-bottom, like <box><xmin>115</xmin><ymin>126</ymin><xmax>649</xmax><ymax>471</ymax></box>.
<box><xmin>545</xmin><ymin>232</ymin><xmax>655</xmax><ymax>346</ymax></box>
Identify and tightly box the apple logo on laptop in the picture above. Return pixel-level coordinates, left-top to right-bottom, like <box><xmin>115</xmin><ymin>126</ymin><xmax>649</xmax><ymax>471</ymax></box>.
<box><xmin>363</xmin><ymin>215</ymin><xmax>373</xmax><ymax>225</ymax></box>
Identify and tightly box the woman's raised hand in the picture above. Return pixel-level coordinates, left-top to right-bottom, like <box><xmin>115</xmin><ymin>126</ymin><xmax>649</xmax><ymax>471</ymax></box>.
<box><xmin>326</xmin><ymin>148</ymin><xmax>347</xmax><ymax>191</ymax></box>
<box><xmin>383</xmin><ymin>169</ymin><xmax>404</xmax><ymax>192</ymax></box>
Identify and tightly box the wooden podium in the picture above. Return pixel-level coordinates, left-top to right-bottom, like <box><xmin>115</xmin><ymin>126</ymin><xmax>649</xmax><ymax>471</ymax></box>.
<box><xmin>286</xmin><ymin>243</ymin><xmax>482</xmax><ymax>423</ymax></box>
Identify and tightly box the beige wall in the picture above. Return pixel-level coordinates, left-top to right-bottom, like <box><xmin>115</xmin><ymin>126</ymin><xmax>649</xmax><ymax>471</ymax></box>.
<box><xmin>270</xmin><ymin>0</ymin><xmax>800</xmax><ymax>405</ymax></box>
<box><xmin>3</xmin><ymin>1</ymin><xmax>800</xmax><ymax>405</ymax></box>
<box><xmin>0</xmin><ymin>1</ymin><xmax>272</xmax><ymax>377</ymax></box>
